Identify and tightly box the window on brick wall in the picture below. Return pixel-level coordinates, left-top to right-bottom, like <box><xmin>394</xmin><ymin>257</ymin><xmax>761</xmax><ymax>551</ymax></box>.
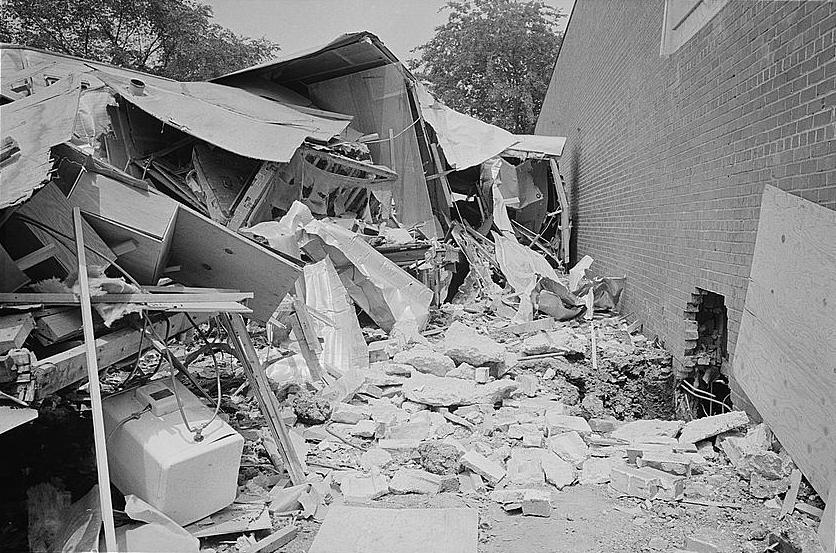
<box><xmin>660</xmin><ymin>0</ymin><xmax>730</xmax><ymax>56</ymax></box>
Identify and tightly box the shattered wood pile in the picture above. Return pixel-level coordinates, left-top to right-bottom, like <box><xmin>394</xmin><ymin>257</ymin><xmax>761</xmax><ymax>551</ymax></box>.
<box><xmin>0</xmin><ymin>36</ymin><xmax>832</xmax><ymax>553</ymax></box>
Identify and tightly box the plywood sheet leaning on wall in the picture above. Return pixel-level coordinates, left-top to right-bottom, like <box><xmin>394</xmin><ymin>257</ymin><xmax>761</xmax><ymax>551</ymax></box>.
<box><xmin>309</xmin><ymin>65</ymin><xmax>436</xmax><ymax>236</ymax></box>
<box><xmin>732</xmin><ymin>185</ymin><xmax>835</xmax><ymax>499</ymax></box>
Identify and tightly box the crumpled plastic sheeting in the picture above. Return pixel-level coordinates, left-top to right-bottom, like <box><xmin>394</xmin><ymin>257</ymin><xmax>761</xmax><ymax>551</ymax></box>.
<box><xmin>415</xmin><ymin>83</ymin><xmax>518</xmax><ymax>170</ymax></box>
<box><xmin>482</xmin><ymin>158</ymin><xmax>514</xmax><ymax>233</ymax></box>
<box><xmin>304</xmin><ymin>258</ymin><xmax>369</xmax><ymax>376</ymax></box>
<box><xmin>493</xmin><ymin>231</ymin><xmax>560</xmax><ymax>323</ymax></box>
<box><xmin>116</xmin><ymin>495</ymin><xmax>199</xmax><ymax>553</ymax></box>
<box><xmin>245</xmin><ymin>202</ymin><xmax>432</xmax><ymax>337</ymax></box>
<box><xmin>264</xmin><ymin>354</ymin><xmax>312</xmax><ymax>387</ymax></box>
<box><xmin>304</xmin><ymin>218</ymin><xmax>432</xmax><ymax>337</ymax></box>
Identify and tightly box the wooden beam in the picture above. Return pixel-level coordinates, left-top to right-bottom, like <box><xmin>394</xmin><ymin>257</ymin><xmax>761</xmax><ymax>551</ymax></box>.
<box><xmin>0</xmin><ymin>292</ymin><xmax>253</xmax><ymax>305</ymax></box>
<box><xmin>549</xmin><ymin>159</ymin><xmax>571</xmax><ymax>265</ymax></box>
<box><xmin>228</xmin><ymin>162</ymin><xmax>279</xmax><ymax>231</ymax></box>
<box><xmin>31</xmin><ymin>312</ymin><xmax>200</xmax><ymax>398</ymax></box>
<box><xmin>0</xmin><ymin>313</ymin><xmax>35</xmax><ymax>354</ymax></box>
<box><xmin>73</xmin><ymin>208</ymin><xmax>117</xmax><ymax>552</ymax></box>
<box><xmin>14</xmin><ymin>244</ymin><xmax>56</xmax><ymax>271</ymax></box>
<box><xmin>221</xmin><ymin>313</ymin><xmax>306</xmax><ymax>485</ymax></box>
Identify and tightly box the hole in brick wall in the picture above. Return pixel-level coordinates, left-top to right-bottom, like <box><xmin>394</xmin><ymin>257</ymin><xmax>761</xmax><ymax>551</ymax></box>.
<box><xmin>679</xmin><ymin>289</ymin><xmax>733</xmax><ymax>419</ymax></box>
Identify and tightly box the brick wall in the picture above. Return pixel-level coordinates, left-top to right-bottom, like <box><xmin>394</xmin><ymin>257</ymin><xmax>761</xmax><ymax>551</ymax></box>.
<box><xmin>536</xmin><ymin>0</ymin><xmax>836</xmax><ymax>399</ymax></box>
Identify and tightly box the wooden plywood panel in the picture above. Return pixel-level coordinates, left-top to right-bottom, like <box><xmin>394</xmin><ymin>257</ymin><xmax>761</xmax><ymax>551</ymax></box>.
<box><xmin>308</xmin><ymin>505</ymin><xmax>477</xmax><ymax>553</ymax></box>
<box><xmin>732</xmin><ymin>185</ymin><xmax>836</xmax><ymax>498</ymax></box>
<box><xmin>0</xmin><ymin>245</ymin><xmax>29</xmax><ymax>292</ymax></box>
<box><xmin>167</xmin><ymin>206</ymin><xmax>303</xmax><ymax>322</ymax></box>
<box><xmin>16</xmin><ymin>183</ymin><xmax>115</xmax><ymax>273</ymax></box>
<box><xmin>68</xmin><ymin>172</ymin><xmax>178</xmax><ymax>284</ymax></box>
<box><xmin>69</xmin><ymin>172</ymin><xmax>178</xmax><ymax>240</ymax></box>
<box><xmin>309</xmin><ymin>65</ymin><xmax>436</xmax><ymax>236</ymax></box>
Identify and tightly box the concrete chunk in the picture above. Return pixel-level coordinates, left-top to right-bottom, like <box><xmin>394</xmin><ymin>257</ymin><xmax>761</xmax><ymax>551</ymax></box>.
<box><xmin>636</xmin><ymin>450</ymin><xmax>692</xmax><ymax>476</ymax></box>
<box><xmin>393</xmin><ymin>347</ymin><xmax>455</xmax><ymax>376</ymax></box>
<box><xmin>340</xmin><ymin>473</ymin><xmax>390</xmax><ymax>502</ymax></box>
<box><xmin>388</xmin><ymin>468</ymin><xmax>443</xmax><ymax>494</ymax></box>
<box><xmin>678</xmin><ymin>411</ymin><xmax>749</xmax><ymax>444</ymax></box>
<box><xmin>442</xmin><ymin>321</ymin><xmax>506</xmax><ymax>366</ymax></box>
<box><xmin>461</xmin><ymin>450</ymin><xmax>506</xmax><ymax>485</ymax></box>
<box><xmin>639</xmin><ymin>466</ymin><xmax>685</xmax><ymax>500</ymax></box>
<box><xmin>521</xmin><ymin>489</ymin><xmax>551</xmax><ymax>517</ymax></box>
<box><xmin>545</xmin><ymin>413</ymin><xmax>592</xmax><ymax>437</ymax></box>
<box><xmin>609</xmin><ymin>465</ymin><xmax>660</xmax><ymax>499</ymax></box>
<box><xmin>506</xmin><ymin>448</ymin><xmax>545</xmax><ymax>487</ymax></box>
<box><xmin>330</xmin><ymin>402</ymin><xmax>370</xmax><ymax>424</ymax></box>
<box><xmin>538</xmin><ymin>449</ymin><xmax>576</xmax><ymax>489</ymax></box>
<box><xmin>611</xmin><ymin>419</ymin><xmax>684</xmax><ymax>443</ymax></box>
<box><xmin>547</xmin><ymin>431</ymin><xmax>589</xmax><ymax>466</ymax></box>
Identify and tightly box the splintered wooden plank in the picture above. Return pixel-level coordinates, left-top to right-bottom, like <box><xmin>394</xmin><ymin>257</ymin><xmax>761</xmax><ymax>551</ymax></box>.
<box><xmin>0</xmin><ymin>312</ymin><xmax>35</xmax><ymax>354</ymax></box>
<box><xmin>16</xmin><ymin>182</ymin><xmax>115</xmax><ymax>273</ymax></box>
<box><xmin>31</xmin><ymin>312</ymin><xmax>197</xmax><ymax>398</ymax></box>
<box><xmin>227</xmin><ymin>161</ymin><xmax>280</xmax><ymax>231</ymax></box>
<box><xmin>0</xmin><ymin>244</ymin><xmax>29</xmax><ymax>292</ymax></box>
<box><xmin>308</xmin><ymin>505</ymin><xmax>478</xmax><ymax>553</ymax></box>
<box><xmin>168</xmin><ymin>206</ymin><xmax>302</xmax><ymax>322</ymax></box>
<box><xmin>732</xmin><ymin>185</ymin><xmax>836</xmax><ymax>499</ymax></box>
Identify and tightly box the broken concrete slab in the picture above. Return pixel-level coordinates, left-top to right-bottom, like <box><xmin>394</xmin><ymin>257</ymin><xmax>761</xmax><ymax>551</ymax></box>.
<box><xmin>609</xmin><ymin>465</ymin><xmax>660</xmax><ymax>499</ymax></box>
<box><xmin>506</xmin><ymin>448</ymin><xmax>545</xmax><ymax>487</ymax></box>
<box><xmin>460</xmin><ymin>450</ymin><xmax>506</xmax><ymax>485</ymax></box>
<box><xmin>388</xmin><ymin>468</ymin><xmax>442</xmax><ymax>494</ymax></box>
<box><xmin>678</xmin><ymin>411</ymin><xmax>749</xmax><ymax>444</ymax></box>
<box><xmin>340</xmin><ymin>473</ymin><xmax>390</xmax><ymax>502</ymax></box>
<box><xmin>547</xmin><ymin>431</ymin><xmax>589</xmax><ymax>467</ymax></box>
<box><xmin>308</xmin><ymin>505</ymin><xmax>478</xmax><ymax>553</ymax></box>
<box><xmin>545</xmin><ymin>413</ymin><xmax>592</xmax><ymax>437</ymax></box>
<box><xmin>441</xmin><ymin>321</ymin><xmax>506</xmax><ymax>367</ymax></box>
<box><xmin>402</xmin><ymin>373</ymin><xmax>517</xmax><ymax>407</ymax></box>
<box><xmin>514</xmin><ymin>374</ymin><xmax>539</xmax><ymax>397</ymax></box>
<box><xmin>521</xmin><ymin>489</ymin><xmax>551</xmax><ymax>517</ymax></box>
<box><xmin>639</xmin><ymin>466</ymin><xmax>685</xmax><ymax>500</ymax></box>
<box><xmin>579</xmin><ymin>457</ymin><xmax>622</xmax><ymax>485</ymax></box>
<box><xmin>330</xmin><ymin>402</ymin><xmax>370</xmax><ymax>424</ymax></box>
<box><xmin>392</xmin><ymin>347</ymin><xmax>455</xmax><ymax>376</ymax></box>
<box><xmin>636</xmin><ymin>450</ymin><xmax>692</xmax><ymax>476</ymax></box>
<box><xmin>538</xmin><ymin>449</ymin><xmax>576</xmax><ymax>489</ymax></box>
<box><xmin>359</xmin><ymin>447</ymin><xmax>392</xmax><ymax>471</ymax></box>
<box><xmin>611</xmin><ymin>419</ymin><xmax>684</xmax><ymax>444</ymax></box>
<box><xmin>446</xmin><ymin>363</ymin><xmax>476</xmax><ymax>380</ymax></box>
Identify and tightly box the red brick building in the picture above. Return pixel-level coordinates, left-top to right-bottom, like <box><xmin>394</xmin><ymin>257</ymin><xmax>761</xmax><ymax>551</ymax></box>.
<box><xmin>536</xmin><ymin>0</ymin><xmax>836</xmax><ymax>405</ymax></box>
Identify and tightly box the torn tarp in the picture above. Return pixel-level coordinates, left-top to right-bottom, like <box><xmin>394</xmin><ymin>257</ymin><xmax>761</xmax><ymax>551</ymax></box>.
<box><xmin>304</xmin><ymin>258</ymin><xmax>369</xmax><ymax>375</ymax></box>
<box><xmin>415</xmin><ymin>83</ymin><xmax>517</xmax><ymax>170</ymax></box>
<box><xmin>305</xmin><ymin>219</ymin><xmax>432</xmax><ymax>337</ymax></box>
<box><xmin>245</xmin><ymin>202</ymin><xmax>433</xmax><ymax>337</ymax></box>
<box><xmin>493</xmin><ymin>231</ymin><xmax>560</xmax><ymax>323</ymax></box>
<box><xmin>94</xmin><ymin>71</ymin><xmax>350</xmax><ymax>163</ymax></box>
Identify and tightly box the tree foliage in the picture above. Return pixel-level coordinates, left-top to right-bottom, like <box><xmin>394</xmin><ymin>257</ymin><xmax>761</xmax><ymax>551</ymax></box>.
<box><xmin>0</xmin><ymin>0</ymin><xmax>277</xmax><ymax>81</ymax></box>
<box><xmin>410</xmin><ymin>0</ymin><xmax>564</xmax><ymax>134</ymax></box>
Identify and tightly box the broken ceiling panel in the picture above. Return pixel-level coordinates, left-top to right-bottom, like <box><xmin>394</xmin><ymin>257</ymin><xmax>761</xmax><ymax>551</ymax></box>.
<box><xmin>93</xmin><ymin>70</ymin><xmax>351</xmax><ymax>163</ymax></box>
<box><xmin>0</xmin><ymin>75</ymin><xmax>82</xmax><ymax>208</ymax></box>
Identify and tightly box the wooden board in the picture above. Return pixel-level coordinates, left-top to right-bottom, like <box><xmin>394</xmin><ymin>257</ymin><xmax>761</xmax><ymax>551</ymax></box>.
<box><xmin>31</xmin><ymin>312</ymin><xmax>197</xmax><ymax>398</ymax></box>
<box><xmin>0</xmin><ymin>312</ymin><xmax>35</xmax><ymax>353</ymax></box>
<box><xmin>308</xmin><ymin>505</ymin><xmax>477</xmax><ymax>553</ymax></box>
<box><xmin>68</xmin><ymin>170</ymin><xmax>178</xmax><ymax>284</ymax></box>
<box><xmin>168</xmin><ymin>206</ymin><xmax>303</xmax><ymax>322</ymax></box>
<box><xmin>0</xmin><ymin>244</ymin><xmax>29</xmax><ymax>292</ymax></box>
<box><xmin>15</xmin><ymin>183</ymin><xmax>115</xmax><ymax>273</ymax></box>
<box><xmin>820</xmin><ymin>481</ymin><xmax>835</xmax><ymax>553</ymax></box>
<box><xmin>732</xmin><ymin>185</ymin><xmax>836</xmax><ymax>498</ymax></box>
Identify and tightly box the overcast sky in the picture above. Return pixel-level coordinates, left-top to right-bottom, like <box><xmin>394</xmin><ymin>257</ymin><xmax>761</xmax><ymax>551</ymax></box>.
<box><xmin>204</xmin><ymin>0</ymin><xmax>576</xmax><ymax>63</ymax></box>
